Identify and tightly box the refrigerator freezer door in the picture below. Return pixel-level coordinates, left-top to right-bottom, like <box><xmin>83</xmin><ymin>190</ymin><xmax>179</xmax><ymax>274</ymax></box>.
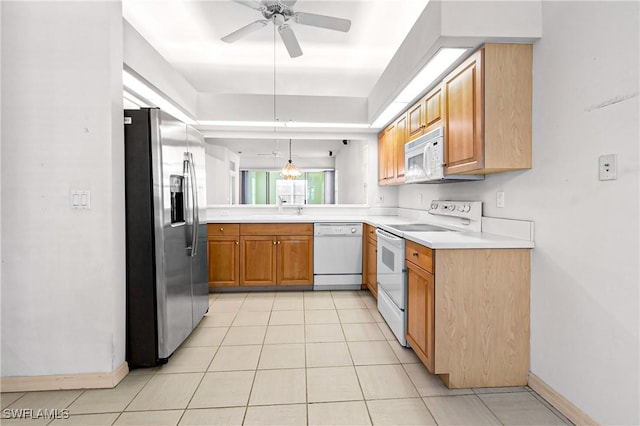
<box><xmin>155</xmin><ymin>111</ymin><xmax>195</xmax><ymax>359</ymax></box>
<box><xmin>187</xmin><ymin>125</ymin><xmax>209</xmax><ymax>328</ymax></box>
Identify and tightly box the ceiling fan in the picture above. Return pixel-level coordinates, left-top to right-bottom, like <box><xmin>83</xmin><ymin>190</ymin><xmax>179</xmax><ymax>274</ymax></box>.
<box><xmin>222</xmin><ymin>0</ymin><xmax>352</xmax><ymax>58</ymax></box>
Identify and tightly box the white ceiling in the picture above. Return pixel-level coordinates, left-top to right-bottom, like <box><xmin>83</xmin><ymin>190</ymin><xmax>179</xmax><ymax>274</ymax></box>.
<box><xmin>122</xmin><ymin>0</ymin><xmax>429</xmax><ymax>97</ymax></box>
<box><xmin>123</xmin><ymin>0</ymin><xmax>430</xmax><ymax>155</ymax></box>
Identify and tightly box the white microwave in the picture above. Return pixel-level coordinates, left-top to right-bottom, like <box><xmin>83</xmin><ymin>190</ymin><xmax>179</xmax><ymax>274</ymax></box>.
<box><xmin>404</xmin><ymin>128</ymin><xmax>484</xmax><ymax>184</ymax></box>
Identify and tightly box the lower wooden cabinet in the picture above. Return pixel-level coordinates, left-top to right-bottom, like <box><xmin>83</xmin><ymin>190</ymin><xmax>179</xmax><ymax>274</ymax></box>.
<box><xmin>277</xmin><ymin>235</ymin><xmax>313</xmax><ymax>285</ymax></box>
<box><xmin>208</xmin><ymin>237</ymin><xmax>240</xmax><ymax>287</ymax></box>
<box><xmin>239</xmin><ymin>235</ymin><xmax>277</xmax><ymax>286</ymax></box>
<box><xmin>209</xmin><ymin>223</ymin><xmax>313</xmax><ymax>288</ymax></box>
<box><xmin>362</xmin><ymin>224</ymin><xmax>378</xmax><ymax>298</ymax></box>
<box><xmin>208</xmin><ymin>224</ymin><xmax>241</xmax><ymax>289</ymax></box>
<box><xmin>406</xmin><ymin>257</ymin><xmax>435</xmax><ymax>372</ymax></box>
<box><xmin>404</xmin><ymin>240</ymin><xmax>531</xmax><ymax>389</ymax></box>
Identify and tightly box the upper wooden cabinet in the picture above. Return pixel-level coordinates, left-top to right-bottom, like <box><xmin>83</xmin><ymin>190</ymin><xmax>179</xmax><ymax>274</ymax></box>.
<box><xmin>407</xmin><ymin>85</ymin><xmax>442</xmax><ymax>142</ymax></box>
<box><xmin>443</xmin><ymin>44</ymin><xmax>532</xmax><ymax>175</ymax></box>
<box><xmin>395</xmin><ymin>116</ymin><xmax>407</xmax><ymax>183</ymax></box>
<box><xmin>407</xmin><ymin>102</ymin><xmax>424</xmax><ymax>140</ymax></box>
<box><xmin>424</xmin><ymin>86</ymin><xmax>442</xmax><ymax>134</ymax></box>
<box><xmin>378</xmin><ymin>43</ymin><xmax>532</xmax><ymax>181</ymax></box>
<box><xmin>378</xmin><ymin>115</ymin><xmax>407</xmax><ymax>185</ymax></box>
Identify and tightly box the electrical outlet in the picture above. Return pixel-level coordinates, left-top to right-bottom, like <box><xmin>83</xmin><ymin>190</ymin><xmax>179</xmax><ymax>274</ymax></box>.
<box><xmin>220</xmin><ymin>210</ymin><xmax>229</xmax><ymax>216</ymax></box>
<box><xmin>599</xmin><ymin>154</ymin><xmax>617</xmax><ymax>180</ymax></box>
<box><xmin>496</xmin><ymin>191</ymin><xmax>505</xmax><ymax>208</ymax></box>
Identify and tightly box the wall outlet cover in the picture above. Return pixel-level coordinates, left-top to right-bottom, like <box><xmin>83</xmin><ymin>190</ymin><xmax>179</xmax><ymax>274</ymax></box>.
<box><xmin>599</xmin><ymin>154</ymin><xmax>617</xmax><ymax>181</ymax></box>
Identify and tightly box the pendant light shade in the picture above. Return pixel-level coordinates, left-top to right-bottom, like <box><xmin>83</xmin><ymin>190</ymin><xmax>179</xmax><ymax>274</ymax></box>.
<box><xmin>280</xmin><ymin>139</ymin><xmax>301</xmax><ymax>180</ymax></box>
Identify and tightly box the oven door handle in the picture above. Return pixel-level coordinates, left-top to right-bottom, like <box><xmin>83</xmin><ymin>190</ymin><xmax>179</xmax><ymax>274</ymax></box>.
<box><xmin>376</xmin><ymin>229</ymin><xmax>403</xmax><ymax>242</ymax></box>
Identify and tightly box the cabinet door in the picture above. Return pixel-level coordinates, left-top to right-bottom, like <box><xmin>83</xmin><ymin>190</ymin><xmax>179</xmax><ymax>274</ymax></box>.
<box><xmin>443</xmin><ymin>49</ymin><xmax>484</xmax><ymax>175</ymax></box>
<box><xmin>208</xmin><ymin>237</ymin><xmax>239</xmax><ymax>288</ymax></box>
<box><xmin>277</xmin><ymin>235</ymin><xmax>313</xmax><ymax>285</ymax></box>
<box><xmin>407</xmin><ymin>102</ymin><xmax>424</xmax><ymax>140</ymax></box>
<box><xmin>395</xmin><ymin>115</ymin><xmax>407</xmax><ymax>182</ymax></box>
<box><xmin>366</xmin><ymin>239</ymin><xmax>377</xmax><ymax>298</ymax></box>
<box><xmin>424</xmin><ymin>86</ymin><xmax>442</xmax><ymax>132</ymax></box>
<box><xmin>239</xmin><ymin>236</ymin><xmax>277</xmax><ymax>285</ymax></box>
<box><xmin>377</xmin><ymin>133</ymin><xmax>386</xmax><ymax>185</ymax></box>
<box><xmin>384</xmin><ymin>125</ymin><xmax>395</xmax><ymax>182</ymax></box>
<box><xmin>406</xmin><ymin>261</ymin><xmax>435</xmax><ymax>373</ymax></box>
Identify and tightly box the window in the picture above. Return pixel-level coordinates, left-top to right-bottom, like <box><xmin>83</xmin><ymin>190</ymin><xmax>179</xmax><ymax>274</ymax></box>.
<box><xmin>240</xmin><ymin>170</ymin><xmax>335</xmax><ymax>205</ymax></box>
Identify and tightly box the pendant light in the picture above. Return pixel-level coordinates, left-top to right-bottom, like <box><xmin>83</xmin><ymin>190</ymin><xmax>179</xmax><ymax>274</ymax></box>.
<box><xmin>280</xmin><ymin>139</ymin><xmax>301</xmax><ymax>180</ymax></box>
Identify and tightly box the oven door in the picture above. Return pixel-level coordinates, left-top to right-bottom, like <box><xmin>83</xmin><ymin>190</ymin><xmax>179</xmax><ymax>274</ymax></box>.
<box><xmin>376</xmin><ymin>229</ymin><xmax>406</xmax><ymax>310</ymax></box>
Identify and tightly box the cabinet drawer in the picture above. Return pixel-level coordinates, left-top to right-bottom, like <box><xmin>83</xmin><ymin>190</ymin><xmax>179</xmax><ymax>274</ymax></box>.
<box><xmin>208</xmin><ymin>223</ymin><xmax>240</xmax><ymax>236</ymax></box>
<box><xmin>240</xmin><ymin>223</ymin><xmax>313</xmax><ymax>236</ymax></box>
<box><xmin>405</xmin><ymin>240</ymin><xmax>433</xmax><ymax>273</ymax></box>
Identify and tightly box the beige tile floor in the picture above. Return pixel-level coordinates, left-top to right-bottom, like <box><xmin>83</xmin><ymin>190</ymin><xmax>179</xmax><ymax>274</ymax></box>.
<box><xmin>1</xmin><ymin>290</ymin><xmax>572</xmax><ymax>426</ymax></box>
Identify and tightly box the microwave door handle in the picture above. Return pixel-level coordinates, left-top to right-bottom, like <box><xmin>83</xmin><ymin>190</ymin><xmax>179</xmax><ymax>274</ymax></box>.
<box><xmin>423</xmin><ymin>142</ymin><xmax>432</xmax><ymax>177</ymax></box>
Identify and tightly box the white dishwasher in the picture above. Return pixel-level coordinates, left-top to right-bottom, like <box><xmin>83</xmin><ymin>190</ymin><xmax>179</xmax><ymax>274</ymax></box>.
<box><xmin>313</xmin><ymin>223</ymin><xmax>363</xmax><ymax>290</ymax></box>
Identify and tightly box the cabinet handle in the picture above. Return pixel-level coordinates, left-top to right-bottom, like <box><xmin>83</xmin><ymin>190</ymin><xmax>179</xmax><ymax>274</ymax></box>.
<box><xmin>412</xmin><ymin>252</ymin><xmax>419</xmax><ymax>257</ymax></box>
<box><xmin>421</xmin><ymin>124</ymin><xmax>426</xmax><ymax>128</ymax></box>
<box><xmin>235</xmin><ymin>241</ymin><xmax>239</xmax><ymax>245</ymax></box>
<box><xmin>277</xmin><ymin>241</ymin><xmax>281</xmax><ymax>245</ymax></box>
<box><xmin>219</xmin><ymin>227</ymin><xmax>224</xmax><ymax>232</ymax></box>
<box><xmin>273</xmin><ymin>241</ymin><xmax>277</xmax><ymax>245</ymax></box>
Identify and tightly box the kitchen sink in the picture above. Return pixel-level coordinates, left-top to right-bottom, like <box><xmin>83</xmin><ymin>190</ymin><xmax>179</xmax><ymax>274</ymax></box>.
<box><xmin>389</xmin><ymin>223</ymin><xmax>453</xmax><ymax>232</ymax></box>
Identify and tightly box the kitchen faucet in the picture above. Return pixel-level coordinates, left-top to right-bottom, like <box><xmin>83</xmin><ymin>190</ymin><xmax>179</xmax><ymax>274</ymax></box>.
<box><xmin>277</xmin><ymin>196</ymin><xmax>286</xmax><ymax>214</ymax></box>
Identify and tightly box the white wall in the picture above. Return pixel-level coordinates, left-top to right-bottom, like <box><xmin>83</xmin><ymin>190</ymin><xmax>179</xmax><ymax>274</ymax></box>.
<box><xmin>1</xmin><ymin>2</ymin><xmax>126</xmax><ymax>377</ymax></box>
<box><xmin>335</xmin><ymin>140</ymin><xmax>366</xmax><ymax>204</ymax></box>
<box><xmin>397</xmin><ymin>2</ymin><xmax>639</xmax><ymax>423</ymax></box>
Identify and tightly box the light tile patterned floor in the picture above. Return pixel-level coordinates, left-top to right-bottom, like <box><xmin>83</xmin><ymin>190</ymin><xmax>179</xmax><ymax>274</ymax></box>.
<box><xmin>1</xmin><ymin>290</ymin><xmax>573</xmax><ymax>425</ymax></box>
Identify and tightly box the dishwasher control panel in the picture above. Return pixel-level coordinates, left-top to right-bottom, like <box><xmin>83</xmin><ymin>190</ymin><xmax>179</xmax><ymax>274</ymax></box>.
<box><xmin>314</xmin><ymin>223</ymin><xmax>363</xmax><ymax>236</ymax></box>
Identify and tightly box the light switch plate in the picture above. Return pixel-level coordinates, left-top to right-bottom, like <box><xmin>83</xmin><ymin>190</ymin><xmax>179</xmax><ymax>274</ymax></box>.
<box><xmin>71</xmin><ymin>190</ymin><xmax>91</xmax><ymax>209</ymax></box>
<box><xmin>496</xmin><ymin>191</ymin><xmax>505</xmax><ymax>208</ymax></box>
<box><xmin>599</xmin><ymin>154</ymin><xmax>617</xmax><ymax>180</ymax></box>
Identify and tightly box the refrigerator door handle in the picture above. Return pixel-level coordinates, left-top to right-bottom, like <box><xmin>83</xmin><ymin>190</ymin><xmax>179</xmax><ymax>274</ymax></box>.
<box><xmin>187</xmin><ymin>152</ymin><xmax>199</xmax><ymax>257</ymax></box>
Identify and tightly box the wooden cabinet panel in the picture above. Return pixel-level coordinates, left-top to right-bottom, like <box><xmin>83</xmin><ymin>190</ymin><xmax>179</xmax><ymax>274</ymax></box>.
<box><xmin>406</xmin><ymin>261</ymin><xmax>435</xmax><ymax>373</ymax></box>
<box><xmin>277</xmin><ymin>236</ymin><xmax>313</xmax><ymax>285</ymax></box>
<box><xmin>208</xmin><ymin>223</ymin><xmax>239</xmax><ymax>236</ymax></box>
<box><xmin>240</xmin><ymin>223</ymin><xmax>313</xmax><ymax>236</ymax></box>
<box><xmin>424</xmin><ymin>86</ymin><xmax>442</xmax><ymax>132</ymax></box>
<box><xmin>395</xmin><ymin>116</ymin><xmax>406</xmax><ymax>182</ymax></box>
<box><xmin>239</xmin><ymin>235</ymin><xmax>277</xmax><ymax>285</ymax></box>
<box><xmin>406</xmin><ymin>240</ymin><xmax>433</xmax><ymax>273</ymax></box>
<box><xmin>443</xmin><ymin>49</ymin><xmax>484</xmax><ymax>175</ymax></box>
<box><xmin>408</xmin><ymin>102</ymin><xmax>424</xmax><ymax>140</ymax></box>
<box><xmin>208</xmin><ymin>237</ymin><xmax>239</xmax><ymax>288</ymax></box>
<box><xmin>366</xmin><ymin>239</ymin><xmax>377</xmax><ymax>298</ymax></box>
<box><xmin>384</xmin><ymin>125</ymin><xmax>395</xmax><ymax>182</ymax></box>
<box><xmin>377</xmin><ymin>134</ymin><xmax>385</xmax><ymax>184</ymax></box>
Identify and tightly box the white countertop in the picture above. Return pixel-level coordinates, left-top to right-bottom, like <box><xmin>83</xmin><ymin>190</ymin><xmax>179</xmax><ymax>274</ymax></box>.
<box><xmin>206</xmin><ymin>213</ymin><xmax>534</xmax><ymax>249</ymax></box>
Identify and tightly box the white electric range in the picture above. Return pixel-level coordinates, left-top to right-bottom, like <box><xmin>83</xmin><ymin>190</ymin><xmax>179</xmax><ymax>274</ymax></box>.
<box><xmin>376</xmin><ymin>200</ymin><xmax>482</xmax><ymax>346</ymax></box>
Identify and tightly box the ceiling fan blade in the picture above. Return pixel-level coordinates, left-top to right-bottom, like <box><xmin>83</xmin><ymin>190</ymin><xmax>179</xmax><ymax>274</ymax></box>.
<box><xmin>294</xmin><ymin>12</ymin><xmax>351</xmax><ymax>32</ymax></box>
<box><xmin>278</xmin><ymin>24</ymin><xmax>303</xmax><ymax>58</ymax></box>
<box><xmin>221</xmin><ymin>20</ymin><xmax>269</xmax><ymax>43</ymax></box>
<box><xmin>231</xmin><ymin>0</ymin><xmax>264</xmax><ymax>11</ymax></box>
<box><xmin>280</xmin><ymin>0</ymin><xmax>298</xmax><ymax>7</ymax></box>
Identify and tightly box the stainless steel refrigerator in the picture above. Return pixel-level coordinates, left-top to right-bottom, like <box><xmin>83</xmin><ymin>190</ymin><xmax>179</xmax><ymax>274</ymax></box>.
<box><xmin>124</xmin><ymin>108</ymin><xmax>208</xmax><ymax>368</ymax></box>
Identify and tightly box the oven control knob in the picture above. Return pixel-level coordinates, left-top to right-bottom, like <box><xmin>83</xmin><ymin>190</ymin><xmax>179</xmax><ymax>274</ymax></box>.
<box><xmin>351</xmin><ymin>228</ymin><xmax>357</xmax><ymax>233</ymax></box>
<box><xmin>464</xmin><ymin>204</ymin><xmax>471</xmax><ymax>212</ymax></box>
<box><xmin>457</xmin><ymin>205</ymin><xmax>465</xmax><ymax>212</ymax></box>
<box><xmin>430</xmin><ymin>202</ymin><xmax>438</xmax><ymax>210</ymax></box>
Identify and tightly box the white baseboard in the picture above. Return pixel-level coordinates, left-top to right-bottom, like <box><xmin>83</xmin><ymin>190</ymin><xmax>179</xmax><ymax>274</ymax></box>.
<box><xmin>0</xmin><ymin>362</ymin><xmax>128</xmax><ymax>393</ymax></box>
<box><xmin>528</xmin><ymin>372</ymin><xmax>598</xmax><ymax>425</ymax></box>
